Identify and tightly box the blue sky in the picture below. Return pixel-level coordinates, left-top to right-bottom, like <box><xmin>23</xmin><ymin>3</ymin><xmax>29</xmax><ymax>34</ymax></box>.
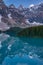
<box><xmin>3</xmin><ymin>0</ymin><xmax>43</xmax><ymax>7</ymax></box>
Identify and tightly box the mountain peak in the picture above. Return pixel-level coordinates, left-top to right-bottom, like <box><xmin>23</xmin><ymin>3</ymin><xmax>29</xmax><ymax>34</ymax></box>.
<box><xmin>39</xmin><ymin>3</ymin><xmax>43</xmax><ymax>7</ymax></box>
<box><xmin>0</xmin><ymin>0</ymin><xmax>3</xmax><ymax>2</ymax></box>
<box><xmin>0</xmin><ymin>0</ymin><xmax>7</xmax><ymax>9</ymax></box>
<box><xmin>18</xmin><ymin>5</ymin><xmax>24</xmax><ymax>10</ymax></box>
<box><xmin>9</xmin><ymin>4</ymin><xmax>15</xmax><ymax>8</ymax></box>
<box><xmin>0</xmin><ymin>0</ymin><xmax>4</xmax><ymax>3</ymax></box>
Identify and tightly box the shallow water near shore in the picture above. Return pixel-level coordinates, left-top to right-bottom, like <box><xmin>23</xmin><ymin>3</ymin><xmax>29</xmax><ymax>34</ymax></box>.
<box><xmin>0</xmin><ymin>33</ymin><xmax>43</xmax><ymax>65</ymax></box>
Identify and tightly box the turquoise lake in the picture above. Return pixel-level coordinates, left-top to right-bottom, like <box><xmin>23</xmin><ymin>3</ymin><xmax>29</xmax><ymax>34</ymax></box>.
<box><xmin>0</xmin><ymin>33</ymin><xmax>43</xmax><ymax>65</ymax></box>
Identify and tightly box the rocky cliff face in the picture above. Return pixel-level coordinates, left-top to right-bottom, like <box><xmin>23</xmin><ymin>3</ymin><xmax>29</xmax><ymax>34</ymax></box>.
<box><xmin>0</xmin><ymin>0</ymin><xmax>43</xmax><ymax>31</ymax></box>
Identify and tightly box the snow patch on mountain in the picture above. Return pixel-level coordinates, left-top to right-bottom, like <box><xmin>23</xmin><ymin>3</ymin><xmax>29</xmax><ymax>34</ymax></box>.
<box><xmin>0</xmin><ymin>15</ymin><xmax>2</xmax><ymax>22</ymax></box>
<box><xmin>25</xmin><ymin>19</ymin><xmax>30</xmax><ymax>24</ymax></box>
<box><xmin>29</xmin><ymin>4</ymin><xmax>34</xmax><ymax>8</ymax></box>
<box><xmin>31</xmin><ymin>21</ymin><xmax>43</xmax><ymax>25</ymax></box>
<box><xmin>8</xmin><ymin>13</ymin><xmax>12</xmax><ymax>19</ymax></box>
<box><xmin>0</xmin><ymin>22</ymin><xmax>10</xmax><ymax>31</ymax></box>
<box><xmin>25</xmin><ymin>20</ymin><xmax>43</xmax><ymax>26</ymax></box>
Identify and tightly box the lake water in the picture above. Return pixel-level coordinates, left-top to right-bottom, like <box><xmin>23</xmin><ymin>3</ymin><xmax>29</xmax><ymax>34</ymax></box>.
<box><xmin>0</xmin><ymin>33</ymin><xmax>43</xmax><ymax>65</ymax></box>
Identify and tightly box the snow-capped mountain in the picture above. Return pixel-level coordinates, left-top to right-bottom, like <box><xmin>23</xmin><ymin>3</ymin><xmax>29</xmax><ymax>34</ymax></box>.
<box><xmin>0</xmin><ymin>0</ymin><xmax>43</xmax><ymax>31</ymax></box>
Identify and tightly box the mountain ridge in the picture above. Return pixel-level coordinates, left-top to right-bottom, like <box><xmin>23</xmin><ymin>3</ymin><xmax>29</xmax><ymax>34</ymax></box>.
<box><xmin>0</xmin><ymin>0</ymin><xmax>43</xmax><ymax>31</ymax></box>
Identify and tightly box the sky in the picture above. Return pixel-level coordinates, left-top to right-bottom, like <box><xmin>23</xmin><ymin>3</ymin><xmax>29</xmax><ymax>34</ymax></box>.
<box><xmin>3</xmin><ymin>0</ymin><xmax>43</xmax><ymax>7</ymax></box>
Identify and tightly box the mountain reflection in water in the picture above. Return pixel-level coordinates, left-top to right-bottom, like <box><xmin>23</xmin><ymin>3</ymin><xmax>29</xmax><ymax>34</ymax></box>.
<box><xmin>0</xmin><ymin>33</ymin><xmax>43</xmax><ymax>65</ymax></box>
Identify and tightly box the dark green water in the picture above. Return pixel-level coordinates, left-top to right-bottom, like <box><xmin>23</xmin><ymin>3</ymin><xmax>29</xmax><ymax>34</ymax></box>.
<box><xmin>0</xmin><ymin>33</ymin><xmax>43</xmax><ymax>65</ymax></box>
